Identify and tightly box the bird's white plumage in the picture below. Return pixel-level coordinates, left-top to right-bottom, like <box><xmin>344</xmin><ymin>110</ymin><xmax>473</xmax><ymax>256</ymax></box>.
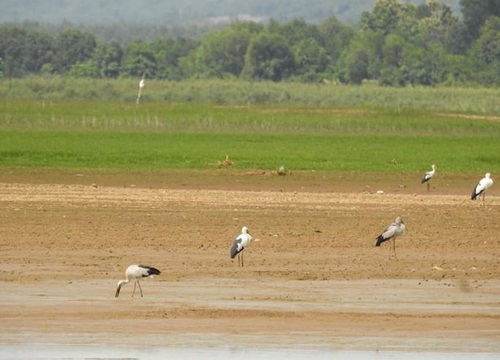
<box><xmin>375</xmin><ymin>216</ymin><xmax>407</xmax><ymax>259</ymax></box>
<box><xmin>471</xmin><ymin>173</ymin><xmax>494</xmax><ymax>201</ymax></box>
<box><xmin>126</xmin><ymin>264</ymin><xmax>151</xmax><ymax>278</ymax></box>
<box><xmin>234</xmin><ymin>227</ymin><xmax>252</xmax><ymax>253</ymax></box>
<box><xmin>377</xmin><ymin>217</ymin><xmax>406</xmax><ymax>242</ymax></box>
<box><xmin>422</xmin><ymin>164</ymin><xmax>436</xmax><ymax>184</ymax></box>
<box><xmin>115</xmin><ymin>264</ymin><xmax>160</xmax><ymax>298</ymax></box>
<box><xmin>230</xmin><ymin>226</ymin><xmax>252</xmax><ymax>267</ymax></box>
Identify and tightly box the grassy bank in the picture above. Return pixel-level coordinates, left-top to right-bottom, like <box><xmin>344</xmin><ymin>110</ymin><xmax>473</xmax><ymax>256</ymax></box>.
<box><xmin>1</xmin><ymin>98</ymin><xmax>499</xmax><ymax>174</ymax></box>
<box><xmin>1</xmin><ymin>130</ymin><xmax>498</xmax><ymax>173</ymax></box>
<box><xmin>1</xmin><ymin>100</ymin><xmax>499</xmax><ymax>136</ymax></box>
<box><xmin>1</xmin><ymin>78</ymin><xmax>499</xmax><ymax>113</ymax></box>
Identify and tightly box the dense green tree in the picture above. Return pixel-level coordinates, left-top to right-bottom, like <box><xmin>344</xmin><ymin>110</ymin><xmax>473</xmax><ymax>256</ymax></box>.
<box><xmin>469</xmin><ymin>16</ymin><xmax>500</xmax><ymax>85</ymax></box>
<box><xmin>337</xmin><ymin>31</ymin><xmax>384</xmax><ymax>84</ymax></box>
<box><xmin>121</xmin><ymin>41</ymin><xmax>157</xmax><ymax>78</ymax></box>
<box><xmin>23</xmin><ymin>30</ymin><xmax>54</xmax><ymax>74</ymax></box>
<box><xmin>266</xmin><ymin>18</ymin><xmax>338</xmax><ymax>81</ymax></box>
<box><xmin>293</xmin><ymin>38</ymin><xmax>329</xmax><ymax>80</ymax></box>
<box><xmin>414</xmin><ymin>1</ymin><xmax>472</xmax><ymax>55</ymax></box>
<box><xmin>0</xmin><ymin>27</ymin><xmax>24</xmax><ymax>77</ymax></box>
<box><xmin>379</xmin><ymin>33</ymin><xmax>408</xmax><ymax>86</ymax></box>
<box><xmin>91</xmin><ymin>41</ymin><xmax>123</xmax><ymax>78</ymax></box>
<box><xmin>0</xmin><ymin>26</ymin><xmax>53</xmax><ymax>77</ymax></box>
<box><xmin>415</xmin><ymin>0</ymin><xmax>459</xmax><ymax>46</ymax></box>
<box><xmin>460</xmin><ymin>0</ymin><xmax>500</xmax><ymax>39</ymax></box>
<box><xmin>151</xmin><ymin>37</ymin><xmax>198</xmax><ymax>80</ymax></box>
<box><xmin>195</xmin><ymin>23</ymin><xmax>261</xmax><ymax>78</ymax></box>
<box><xmin>242</xmin><ymin>32</ymin><xmax>295</xmax><ymax>81</ymax></box>
<box><xmin>341</xmin><ymin>49</ymin><xmax>370</xmax><ymax>85</ymax></box>
<box><xmin>470</xmin><ymin>16</ymin><xmax>500</xmax><ymax>64</ymax></box>
<box><xmin>441</xmin><ymin>20</ymin><xmax>472</xmax><ymax>55</ymax></box>
<box><xmin>360</xmin><ymin>0</ymin><xmax>406</xmax><ymax>36</ymax></box>
<box><xmin>317</xmin><ymin>16</ymin><xmax>355</xmax><ymax>66</ymax></box>
<box><xmin>67</xmin><ymin>61</ymin><xmax>99</xmax><ymax>78</ymax></box>
<box><xmin>440</xmin><ymin>53</ymin><xmax>476</xmax><ymax>84</ymax></box>
<box><xmin>52</xmin><ymin>29</ymin><xmax>96</xmax><ymax>73</ymax></box>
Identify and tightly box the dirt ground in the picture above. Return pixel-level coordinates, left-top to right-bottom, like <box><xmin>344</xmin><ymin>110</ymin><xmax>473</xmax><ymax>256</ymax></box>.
<box><xmin>0</xmin><ymin>169</ymin><xmax>499</xmax><ymax>352</ymax></box>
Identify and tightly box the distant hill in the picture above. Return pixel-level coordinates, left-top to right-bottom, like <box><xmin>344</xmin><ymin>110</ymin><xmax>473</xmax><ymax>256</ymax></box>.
<box><xmin>0</xmin><ymin>0</ymin><xmax>461</xmax><ymax>25</ymax></box>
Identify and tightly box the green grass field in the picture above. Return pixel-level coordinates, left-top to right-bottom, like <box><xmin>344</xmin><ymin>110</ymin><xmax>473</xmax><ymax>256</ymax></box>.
<box><xmin>1</xmin><ymin>79</ymin><xmax>499</xmax><ymax>174</ymax></box>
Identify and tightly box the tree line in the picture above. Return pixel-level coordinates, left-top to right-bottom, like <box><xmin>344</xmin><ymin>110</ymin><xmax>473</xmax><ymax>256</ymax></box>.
<box><xmin>0</xmin><ymin>0</ymin><xmax>499</xmax><ymax>86</ymax></box>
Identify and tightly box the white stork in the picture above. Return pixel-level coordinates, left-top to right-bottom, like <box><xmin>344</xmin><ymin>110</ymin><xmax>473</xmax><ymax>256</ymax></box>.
<box><xmin>471</xmin><ymin>173</ymin><xmax>494</xmax><ymax>204</ymax></box>
<box><xmin>115</xmin><ymin>264</ymin><xmax>161</xmax><ymax>298</ymax></box>
<box><xmin>421</xmin><ymin>164</ymin><xmax>437</xmax><ymax>191</ymax></box>
<box><xmin>375</xmin><ymin>216</ymin><xmax>407</xmax><ymax>260</ymax></box>
<box><xmin>230</xmin><ymin>226</ymin><xmax>253</xmax><ymax>267</ymax></box>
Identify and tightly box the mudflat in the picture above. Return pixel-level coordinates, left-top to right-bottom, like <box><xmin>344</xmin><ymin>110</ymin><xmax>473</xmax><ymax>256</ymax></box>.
<box><xmin>0</xmin><ymin>170</ymin><xmax>498</xmax><ymax>352</ymax></box>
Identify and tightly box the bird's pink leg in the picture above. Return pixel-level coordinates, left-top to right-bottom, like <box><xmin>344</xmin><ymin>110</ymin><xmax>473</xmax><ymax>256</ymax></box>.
<box><xmin>241</xmin><ymin>252</ymin><xmax>244</xmax><ymax>267</ymax></box>
<box><xmin>132</xmin><ymin>281</ymin><xmax>137</xmax><ymax>297</ymax></box>
<box><xmin>137</xmin><ymin>281</ymin><xmax>144</xmax><ymax>297</ymax></box>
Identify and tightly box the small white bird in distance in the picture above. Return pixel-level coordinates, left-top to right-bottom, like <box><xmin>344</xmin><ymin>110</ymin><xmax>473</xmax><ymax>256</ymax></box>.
<box><xmin>115</xmin><ymin>264</ymin><xmax>161</xmax><ymax>298</ymax></box>
<box><xmin>421</xmin><ymin>164</ymin><xmax>437</xmax><ymax>191</ymax></box>
<box><xmin>136</xmin><ymin>74</ymin><xmax>145</xmax><ymax>104</ymax></box>
<box><xmin>471</xmin><ymin>172</ymin><xmax>494</xmax><ymax>204</ymax></box>
<box><xmin>375</xmin><ymin>216</ymin><xmax>407</xmax><ymax>260</ymax></box>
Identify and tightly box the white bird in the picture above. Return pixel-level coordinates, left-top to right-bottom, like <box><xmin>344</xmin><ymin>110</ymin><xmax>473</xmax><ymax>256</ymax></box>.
<box><xmin>230</xmin><ymin>226</ymin><xmax>252</xmax><ymax>267</ymax></box>
<box><xmin>471</xmin><ymin>173</ymin><xmax>494</xmax><ymax>204</ymax></box>
<box><xmin>375</xmin><ymin>216</ymin><xmax>407</xmax><ymax>260</ymax></box>
<box><xmin>136</xmin><ymin>73</ymin><xmax>145</xmax><ymax>105</ymax></box>
<box><xmin>115</xmin><ymin>264</ymin><xmax>161</xmax><ymax>298</ymax></box>
<box><xmin>421</xmin><ymin>164</ymin><xmax>437</xmax><ymax>191</ymax></box>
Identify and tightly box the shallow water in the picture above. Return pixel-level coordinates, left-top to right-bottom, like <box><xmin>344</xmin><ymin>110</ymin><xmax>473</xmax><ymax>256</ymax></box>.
<box><xmin>0</xmin><ymin>345</ymin><xmax>498</xmax><ymax>360</ymax></box>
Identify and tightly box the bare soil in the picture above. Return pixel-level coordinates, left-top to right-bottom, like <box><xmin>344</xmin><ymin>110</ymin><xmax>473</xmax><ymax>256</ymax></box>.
<box><xmin>0</xmin><ymin>169</ymin><xmax>499</xmax><ymax>352</ymax></box>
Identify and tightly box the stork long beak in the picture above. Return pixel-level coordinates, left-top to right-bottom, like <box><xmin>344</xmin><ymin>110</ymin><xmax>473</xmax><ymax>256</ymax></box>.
<box><xmin>115</xmin><ymin>285</ymin><xmax>121</xmax><ymax>298</ymax></box>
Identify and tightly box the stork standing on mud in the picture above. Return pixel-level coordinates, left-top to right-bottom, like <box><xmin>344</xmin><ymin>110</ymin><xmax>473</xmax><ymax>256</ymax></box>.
<box><xmin>471</xmin><ymin>173</ymin><xmax>494</xmax><ymax>205</ymax></box>
<box><xmin>375</xmin><ymin>216</ymin><xmax>407</xmax><ymax>260</ymax></box>
<box><xmin>230</xmin><ymin>226</ymin><xmax>254</xmax><ymax>267</ymax></box>
<box><xmin>115</xmin><ymin>264</ymin><xmax>161</xmax><ymax>298</ymax></box>
<box><xmin>421</xmin><ymin>164</ymin><xmax>437</xmax><ymax>191</ymax></box>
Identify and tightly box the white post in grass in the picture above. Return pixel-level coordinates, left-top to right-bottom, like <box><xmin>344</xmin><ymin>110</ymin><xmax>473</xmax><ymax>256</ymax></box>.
<box><xmin>136</xmin><ymin>73</ymin><xmax>145</xmax><ymax>105</ymax></box>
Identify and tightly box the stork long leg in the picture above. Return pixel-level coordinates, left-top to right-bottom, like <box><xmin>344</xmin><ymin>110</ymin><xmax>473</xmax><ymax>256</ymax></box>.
<box><xmin>137</xmin><ymin>281</ymin><xmax>144</xmax><ymax>297</ymax></box>
<box><xmin>241</xmin><ymin>252</ymin><xmax>244</xmax><ymax>267</ymax></box>
<box><xmin>388</xmin><ymin>239</ymin><xmax>397</xmax><ymax>260</ymax></box>
<box><xmin>132</xmin><ymin>281</ymin><xmax>137</xmax><ymax>297</ymax></box>
<box><xmin>427</xmin><ymin>182</ymin><xmax>430</xmax><ymax>192</ymax></box>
